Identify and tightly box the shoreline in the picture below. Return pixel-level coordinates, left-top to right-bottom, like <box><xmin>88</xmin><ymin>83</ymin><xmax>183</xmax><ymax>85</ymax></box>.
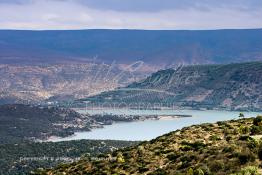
<box><xmin>42</xmin><ymin>110</ymin><xmax>261</xmax><ymax>142</ymax></box>
<box><xmin>44</xmin><ymin>114</ymin><xmax>193</xmax><ymax>142</ymax></box>
<box><xmin>72</xmin><ymin>107</ymin><xmax>262</xmax><ymax>113</ymax></box>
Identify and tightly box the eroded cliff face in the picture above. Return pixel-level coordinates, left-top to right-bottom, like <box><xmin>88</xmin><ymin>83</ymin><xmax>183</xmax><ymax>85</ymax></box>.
<box><xmin>0</xmin><ymin>63</ymin><xmax>149</xmax><ymax>104</ymax></box>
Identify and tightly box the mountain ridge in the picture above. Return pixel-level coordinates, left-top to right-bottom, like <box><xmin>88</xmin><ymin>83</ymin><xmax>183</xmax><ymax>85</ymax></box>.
<box><xmin>1</xmin><ymin>29</ymin><xmax>262</xmax><ymax>65</ymax></box>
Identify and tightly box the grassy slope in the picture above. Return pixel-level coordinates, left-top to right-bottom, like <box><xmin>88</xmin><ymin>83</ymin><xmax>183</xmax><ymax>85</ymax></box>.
<box><xmin>40</xmin><ymin>116</ymin><xmax>262</xmax><ymax>175</ymax></box>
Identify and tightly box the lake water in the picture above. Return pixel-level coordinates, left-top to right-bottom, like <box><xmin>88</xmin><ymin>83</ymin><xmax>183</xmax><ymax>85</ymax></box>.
<box><xmin>48</xmin><ymin>109</ymin><xmax>261</xmax><ymax>142</ymax></box>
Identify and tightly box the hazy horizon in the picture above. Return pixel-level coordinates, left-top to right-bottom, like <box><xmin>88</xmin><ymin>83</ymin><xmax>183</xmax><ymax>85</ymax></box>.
<box><xmin>1</xmin><ymin>28</ymin><xmax>262</xmax><ymax>31</ymax></box>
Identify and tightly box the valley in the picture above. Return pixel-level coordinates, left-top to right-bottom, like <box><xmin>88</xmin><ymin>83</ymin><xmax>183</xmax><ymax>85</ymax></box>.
<box><xmin>1</xmin><ymin>61</ymin><xmax>261</xmax><ymax>174</ymax></box>
<box><xmin>0</xmin><ymin>28</ymin><xmax>261</xmax><ymax>175</ymax></box>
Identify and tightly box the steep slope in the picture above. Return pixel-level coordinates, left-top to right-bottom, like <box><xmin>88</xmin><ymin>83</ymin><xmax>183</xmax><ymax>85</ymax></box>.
<box><xmin>1</xmin><ymin>29</ymin><xmax>262</xmax><ymax>65</ymax></box>
<box><xmin>80</xmin><ymin>62</ymin><xmax>262</xmax><ymax>111</ymax></box>
<box><xmin>38</xmin><ymin>116</ymin><xmax>262</xmax><ymax>175</ymax></box>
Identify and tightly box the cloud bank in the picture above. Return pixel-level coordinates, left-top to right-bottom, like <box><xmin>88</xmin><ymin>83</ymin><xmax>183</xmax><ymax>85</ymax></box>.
<box><xmin>0</xmin><ymin>0</ymin><xmax>262</xmax><ymax>30</ymax></box>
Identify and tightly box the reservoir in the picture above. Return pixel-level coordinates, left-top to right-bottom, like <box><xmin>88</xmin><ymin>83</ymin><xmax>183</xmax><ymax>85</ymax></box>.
<box><xmin>48</xmin><ymin>109</ymin><xmax>261</xmax><ymax>142</ymax></box>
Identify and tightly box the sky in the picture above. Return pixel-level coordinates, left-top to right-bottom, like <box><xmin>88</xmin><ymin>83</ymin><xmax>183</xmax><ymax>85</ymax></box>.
<box><xmin>0</xmin><ymin>0</ymin><xmax>262</xmax><ymax>30</ymax></box>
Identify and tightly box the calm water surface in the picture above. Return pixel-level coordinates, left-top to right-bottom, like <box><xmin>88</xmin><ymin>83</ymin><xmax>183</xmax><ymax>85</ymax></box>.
<box><xmin>49</xmin><ymin>109</ymin><xmax>261</xmax><ymax>142</ymax></box>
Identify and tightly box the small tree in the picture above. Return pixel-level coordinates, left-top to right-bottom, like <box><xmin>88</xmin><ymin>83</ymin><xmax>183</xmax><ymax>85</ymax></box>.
<box><xmin>239</xmin><ymin>113</ymin><xmax>245</xmax><ymax>119</ymax></box>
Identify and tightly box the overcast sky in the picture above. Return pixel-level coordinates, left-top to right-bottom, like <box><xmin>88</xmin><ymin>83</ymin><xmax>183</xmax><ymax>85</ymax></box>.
<box><xmin>0</xmin><ymin>0</ymin><xmax>262</xmax><ymax>30</ymax></box>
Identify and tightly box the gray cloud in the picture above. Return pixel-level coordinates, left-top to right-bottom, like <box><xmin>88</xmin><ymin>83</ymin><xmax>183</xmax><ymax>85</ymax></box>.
<box><xmin>0</xmin><ymin>0</ymin><xmax>32</xmax><ymax>4</ymax></box>
<box><xmin>2</xmin><ymin>0</ymin><xmax>262</xmax><ymax>12</ymax></box>
<box><xmin>74</xmin><ymin>0</ymin><xmax>262</xmax><ymax>12</ymax></box>
<box><xmin>0</xmin><ymin>0</ymin><xmax>261</xmax><ymax>30</ymax></box>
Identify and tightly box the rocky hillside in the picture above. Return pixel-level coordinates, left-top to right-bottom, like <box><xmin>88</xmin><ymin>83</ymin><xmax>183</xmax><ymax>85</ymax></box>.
<box><xmin>37</xmin><ymin>116</ymin><xmax>262</xmax><ymax>175</ymax></box>
<box><xmin>81</xmin><ymin>62</ymin><xmax>262</xmax><ymax>111</ymax></box>
<box><xmin>0</xmin><ymin>63</ymin><xmax>148</xmax><ymax>104</ymax></box>
<box><xmin>0</xmin><ymin>104</ymin><xmax>95</xmax><ymax>144</ymax></box>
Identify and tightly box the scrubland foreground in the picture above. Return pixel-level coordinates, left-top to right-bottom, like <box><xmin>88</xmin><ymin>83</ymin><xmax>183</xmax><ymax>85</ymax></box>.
<box><xmin>35</xmin><ymin>115</ymin><xmax>262</xmax><ymax>175</ymax></box>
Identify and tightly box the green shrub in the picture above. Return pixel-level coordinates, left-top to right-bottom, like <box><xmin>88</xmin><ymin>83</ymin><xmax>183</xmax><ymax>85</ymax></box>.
<box><xmin>180</xmin><ymin>145</ymin><xmax>193</xmax><ymax>151</ymax></box>
<box><xmin>237</xmin><ymin>150</ymin><xmax>256</xmax><ymax>164</ymax></box>
<box><xmin>258</xmin><ymin>144</ymin><xmax>262</xmax><ymax>160</ymax></box>
<box><xmin>217</xmin><ymin>121</ymin><xmax>227</xmax><ymax>126</ymax></box>
<box><xmin>167</xmin><ymin>153</ymin><xmax>179</xmax><ymax>162</ymax></box>
<box><xmin>191</xmin><ymin>141</ymin><xmax>206</xmax><ymax>150</ymax></box>
<box><xmin>209</xmin><ymin>135</ymin><xmax>221</xmax><ymax>141</ymax></box>
<box><xmin>222</xmin><ymin>146</ymin><xmax>234</xmax><ymax>153</ymax></box>
<box><xmin>233</xmin><ymin>128</ymin><xmax>239</xmax><ymax>135</ymax></box>
<box><xmin>253</xmin><ymin>116</ymin><xmax>262</xmax><ymax>126</ymax></box>
<box><xmin>179</xmin><ymin>161</ymin><xmax>191</xmax><ymax>169</ymax></box>
<box><xmin>180</xmin><ymin>155</ymin><xmax>193</xmax><ymax>163</ymax></box>
<box><xmin>195</xmin><ymin>165</ymin><xmax>211</xmax><ymax>175</ymax></box>
<box><xmin>231</xmin><ymin>166</ymin><xmax>259</xmax><ymax>175</ymax></box>
<box><xmin>187</xmin><ymin>168</ymin><xmax>194</xmax><ymax>175</ymax></box>
<box><xmin>239</xmin><ymin>125</ymin><xmax>249</xmax><ymax>134</ymax></box>
<box><xmin>226</xmin><ymin>136</ymin><xmax>233</xmax><ymax>141</ymax></box>
<box><xmin>224</xmin><ymin>161</ymin><xmax>238</xmax><ymax>172</ymax></box>
<box><xmin>194</xmin><ymin>168</ymin><xmax>205</xmax><ymax>175</ymax></box>
<box><xmin>181</xmin><ymin>141</ymin><xmax>206</xmax><ymax>151</ymax></box>
<box><xmin>149</xmin><ymin>168</ymin><xmax>168</xmax><ymax>175</ymax></box>
<box><xmin>161</xmin><ymin>149</ymin><xmax>173</xmax><ymax>154</ymax></box>
<box><xmin>116</xmin><ymin>153</ymin><xmax>125</xmax><ymax>163</ymax></box>
<box><xmin>138</xmin><ymin>166</ymin><xmax>149</xmax><ymax>173</ymax></box>
<box><xmin>201</xmin><ymin>124</ymin><xmax>212</xmax><ymax>131</ymax></box>
<box><xmin>209</xmin><ymin>160</ymin><xmax>224</xmax><ymax>172</ymax></box>
<box><xmin>250</xmin><ymin>125</ymin><xmax>262</xmax><ymax>135</ymax></box>
<box><xmin>239</xmin><ymin>135</ymin><xmax>252</xmax><ymax>141</ymax></box>
<box><xmin>247</xmin><ymin>138</ymin><xmax>258</xmax><ymax>149</ymax></box>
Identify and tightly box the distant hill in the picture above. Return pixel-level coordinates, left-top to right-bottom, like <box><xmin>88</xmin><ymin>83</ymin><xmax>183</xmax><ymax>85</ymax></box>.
<box><xmin>39</xmin><ymin>116</ymin><xmax>262</xmax><ymax>175</ymax></box>
<box><xmin>80</xmin><ymin>62</ymin><xmax>262</xmax><ymax>111</ymax></box>
<box><xmin>0</xmin><ymin>63</ymin><xmax>148</xmax><ymax>105</ymax></box>
<box><xmin>0</xmin><ymin>29</ymin><xmax>262</xmax><ymax>65</ymax></box>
